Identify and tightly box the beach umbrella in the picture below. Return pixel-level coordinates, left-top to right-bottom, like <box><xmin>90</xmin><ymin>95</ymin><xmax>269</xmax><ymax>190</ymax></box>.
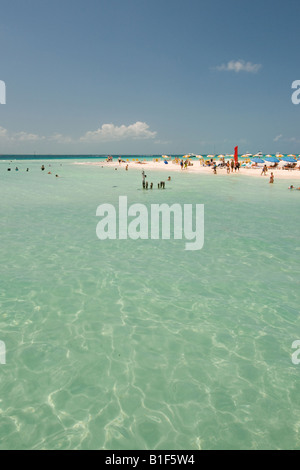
<box><xmin>251</xmin><ymin>157</ymin><xmax>265</xmax><ymax>163</ymax></box>
<box><xmin>264</xmin><ymin>156</ymin><xmax>280</xmax><ymax>163</ymax></box>
<box><xmin>281</xmin><ymin>156</ymin><xmax>296</xmax><ymax>162</ymax></box>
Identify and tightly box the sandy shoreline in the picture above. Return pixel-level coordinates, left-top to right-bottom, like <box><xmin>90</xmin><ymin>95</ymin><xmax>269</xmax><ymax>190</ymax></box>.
<box><xmin>74</xmin><ymin>160</ymin><xmax>300</xmax><ymax>180</ymax></box>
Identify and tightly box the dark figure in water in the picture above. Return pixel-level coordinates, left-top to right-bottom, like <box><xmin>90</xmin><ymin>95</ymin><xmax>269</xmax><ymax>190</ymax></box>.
<box><xmin>142</xmin><ymin>170</ymin><xmax>146</xmax><ymax>188</ymax></box>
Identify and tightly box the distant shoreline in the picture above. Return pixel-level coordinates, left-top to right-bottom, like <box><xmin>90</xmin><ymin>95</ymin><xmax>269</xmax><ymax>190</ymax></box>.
<box><xmin>74</xmin><ymin>160</ymin><xmax>300</xmax><ymax>180</ymax></box>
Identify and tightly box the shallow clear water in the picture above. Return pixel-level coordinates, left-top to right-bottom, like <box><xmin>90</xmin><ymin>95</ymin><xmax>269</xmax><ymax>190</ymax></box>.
<box><xmin>0</xmin><ymin>160</ymin><xmax>300</xmax><ymax>450</ymax></box>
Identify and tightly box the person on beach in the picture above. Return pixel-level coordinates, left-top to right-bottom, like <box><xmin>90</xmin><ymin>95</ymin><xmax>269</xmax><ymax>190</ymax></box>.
<box><xmin>261</xmin><ymin>164</ymin><xmax>267</xmax><ymax>176</ymax></box>
<box><xmin>269</xmin><ymin>172</ymin><xmax>274</xmax><ymax>184</ymax></box>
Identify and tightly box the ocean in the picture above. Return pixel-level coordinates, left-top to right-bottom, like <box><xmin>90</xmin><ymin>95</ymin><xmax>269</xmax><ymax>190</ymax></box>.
<box><xmin>0</xmin><ymin>158</ymin><xmax>299</xmax><ymax>449</ymax></box>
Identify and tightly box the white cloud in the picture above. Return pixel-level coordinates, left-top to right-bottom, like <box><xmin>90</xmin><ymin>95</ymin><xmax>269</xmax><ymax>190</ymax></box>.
<box><xmin>79</xmin><ymin>121</ymin><xmax>157</xmax><ymax>142</ymax></box>
<box><xmin>14</xmin><ymin>131</ymin><xmax>44</xmax><ymax>142</ymax></box>
<box><xmin>215</xmin><ymin>60</ymin><xmax>262</xmax><ymax>73</ymax></box>
<box><xmin>50</xmin><ymin>133</ymin><xmax>73</xmax><ymax>144</ymax></box>
<box><xmin>0</xmin><ymin>126</ymin><xmax>9</xmax><ymax>138</ymax></box>
<box><xmin>0</xmin><ymin>121</ymin><xmax>157</xmax><ymax>146</ymax></box>
<box><xmin>0</xmin><ymin>127</ymin><xmax>45</xmax><ymax>142</ymax></box>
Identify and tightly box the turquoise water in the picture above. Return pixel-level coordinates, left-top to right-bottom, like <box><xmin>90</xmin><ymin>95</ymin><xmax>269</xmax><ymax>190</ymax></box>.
<box><xmin>0</xmin><ymin>159</ymin><xmax>300</xmax><ymax>450</ymax></box>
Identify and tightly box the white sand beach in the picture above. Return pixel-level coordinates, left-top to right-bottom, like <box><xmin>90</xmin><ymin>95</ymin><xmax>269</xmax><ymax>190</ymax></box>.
<box><xmin>75</xmin><ymin>159</ymin><xmax>300</xmax><ymax>180</ymax></box>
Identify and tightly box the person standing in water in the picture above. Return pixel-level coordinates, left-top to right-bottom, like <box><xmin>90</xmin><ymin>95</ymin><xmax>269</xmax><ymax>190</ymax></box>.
<box><xmin>142</xmin><ymin>170</ymin><xmax>146</xmax><ymax>188</ymax></box>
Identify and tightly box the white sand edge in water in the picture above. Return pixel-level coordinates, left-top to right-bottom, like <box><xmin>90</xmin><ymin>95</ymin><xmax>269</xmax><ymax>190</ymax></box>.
<box><xmin>74</xmin><ymin>160</ymin><xmax>300</xmax><ymax>180</ymax></box>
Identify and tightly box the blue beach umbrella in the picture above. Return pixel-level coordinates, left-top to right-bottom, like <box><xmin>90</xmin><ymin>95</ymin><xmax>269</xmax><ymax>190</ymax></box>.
<box><xmin>251</xmin><ymin>157</ymin><xmax>265</xmax><ymax>163</ymax></box>
<box><xmin>264</xmin><ymin>156</ymin><xmax>280</xmax><ymax>163</ymax></box>
<box><xmin>281</xmin><ymin>156</ymin><xmax>296</xmax><ymax>163</ymax></box>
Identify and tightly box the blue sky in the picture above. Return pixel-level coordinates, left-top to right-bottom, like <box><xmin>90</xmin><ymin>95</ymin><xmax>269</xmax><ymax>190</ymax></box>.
<box><xmin>0</xmin><ymin>0</ymin><xmax>300</xmax><ymax>154</ymax></box>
